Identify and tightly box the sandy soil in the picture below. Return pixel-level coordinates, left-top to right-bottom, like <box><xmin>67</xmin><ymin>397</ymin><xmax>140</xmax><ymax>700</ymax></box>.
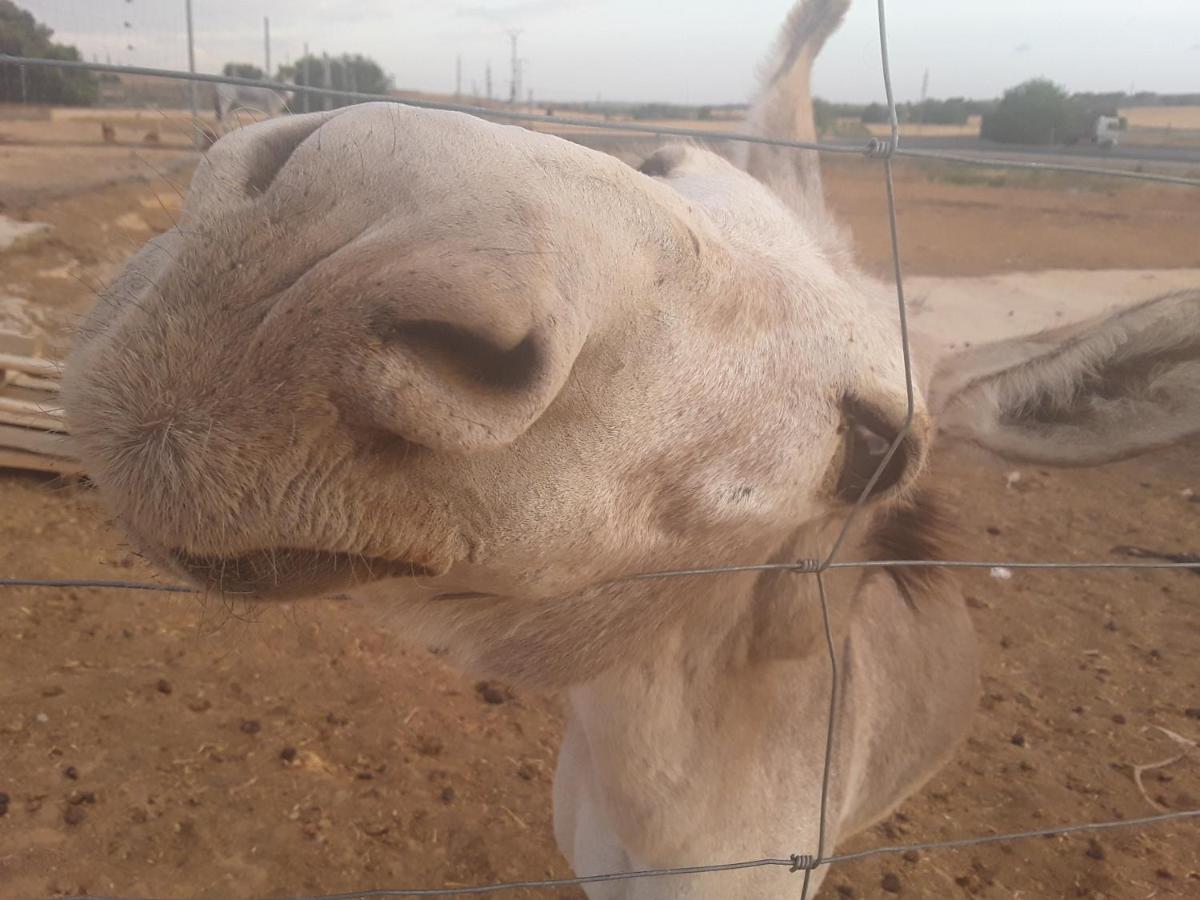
<box><xmin>0</xmin><ymin>120</ymin><xmax>1198</xmax><ymax>899</ymax></box>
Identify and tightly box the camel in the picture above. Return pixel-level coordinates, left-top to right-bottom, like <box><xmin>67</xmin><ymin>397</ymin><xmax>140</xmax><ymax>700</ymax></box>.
<box><xmin>61</xmin><ymin>0</ymin><xmax>1199</xmax><ymax>896</ymax></box>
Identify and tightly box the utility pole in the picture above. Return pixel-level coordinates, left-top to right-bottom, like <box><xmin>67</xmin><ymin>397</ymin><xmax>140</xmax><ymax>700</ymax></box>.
<box><xmin>322</xmin><ymin>52</ymin><xmax>332</xmax><ymax>111</ymax></box>
<box><xmin>302</xmin><ymin>42</ymin><xmax>310</xmax><ymax>113</ymax></box>
<box><xmin>455</xmin><ymin>54</ymin><xmax>462</xmax><ymax>100</ymax></box>
<box><xmin>264</xmin><ymin>17</ymin><xmax>272</xmax><ymax>79</ymax></box>
<box><xmin>507</xmin><ymin>30</ymin><xmax>522</xmax><ymax>105</ymax></box>
<box><xmin>184</xmin><ymin>0</ymin><xmax>197</xmax><ymax>134</ymax></box>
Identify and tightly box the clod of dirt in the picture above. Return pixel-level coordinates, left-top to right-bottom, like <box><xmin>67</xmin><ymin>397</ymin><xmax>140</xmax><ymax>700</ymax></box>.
<box><xmin>835</xmin><ymin>886</ymin><xmax>858</xmax><ymax>899</ymax></box>
<box><xmin>1104</xmin><ymin>620</ymin><xmax>1118</xmax><ymax>632</ymax></box>
<box><xmin>1156</xmin><ymin>868</ymin><xmax>1175</xmax><ymax>879</ymax></box>
<box><xmin>63</xmin><ymin>805</ymin><xmax>87</xmax><ymax>826</ymax></box>
<box><xmin>63</xmin><ymin>765</ymin><xmax>79</xmax><ymax>780</ymax></box>
<box><xmin>0</xmin><ymin>792</ymin><xmax>9</xmax><ymax>816</ymax></box>
<box><xmin>986</xmin><ymin>526</ymin><xmax>1002</xmax><ymax>535</ymax></box>
<box><xmin>413</xmin><ymin>734</ymin><xmax>444</xmax><ymax>757</ymax></box>
<box><xmin>41</xmin><ymin>685</ymin><xmax>64</xmax><ymax>698</ymax></box>
<box><xmin>1085</xmin><ymin>839</ymin><xmax>1106</xmax><ymax>861</ymax></box>
<box><xmin>1112</xmin><ymin>714</ymin><xmax>1127</xmax><ymax>725</ymax></box>
<box><xmin>156</xmin><ymin>679</ymin><xmax>173</xmax><ymax>695</ymax></box>
<box><xmin>279</xmin><ymin>746</ymin><xmax>297</xmax><ymax>763</ymax></box>
<box><xmin>440</xmin><ymin>786</ymin><xmax>456</xmax><ymax>805</ymax></box>
<box><xmin>239</xmin><ymin>719</ymin><xmax>262</xmax><ymax>735</ymax></box>
<box><xmin>902</xmin><ymin>850</ymin><xmax>920</xmax><ymax>863</ymax></box>
<box><xmin>187</xmin><ymin>697</ymin><xmax>211</xmax><ymax>713</ymax></box>
<box><xmin>475</xmin><ymin>680</ymin><xmax>510</xmax><ymax>704</ymax></box>
<box><xmin>881</xmin><ymin>871</ymin><xmax>903</xmax><ymax>893</ymax></box>
<box><xmin>1011</xmin><ymin>733</ymin><xmax>1026</xmax><ymax>747</ymax></box>
<box><xmin>517</xmin><ymin>762</ymin><xmax>538</xmax><ymax>781</ymax></box>
<box><xmin>1185</xmin><ymin>708</ymin><xmax>1200</xmax><ymax>720</ymax></box>
<box><xmin>68</xmin><ymin>790</ymin><xmax>96</xmax><ymax>805</ymax></box>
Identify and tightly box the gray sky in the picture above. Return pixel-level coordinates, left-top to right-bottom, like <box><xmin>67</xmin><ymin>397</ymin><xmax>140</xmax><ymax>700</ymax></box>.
<box><xmin>21</xmin><ymin>1</ymin><xmax>1200</xmax><ymax>104</ymax></box>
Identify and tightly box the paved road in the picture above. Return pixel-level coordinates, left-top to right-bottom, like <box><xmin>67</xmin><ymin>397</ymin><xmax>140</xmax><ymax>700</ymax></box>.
<box><xmin>551</xmin><ymin>130</ymin><xmax>1200</xmax><ymax>177</ymax></box>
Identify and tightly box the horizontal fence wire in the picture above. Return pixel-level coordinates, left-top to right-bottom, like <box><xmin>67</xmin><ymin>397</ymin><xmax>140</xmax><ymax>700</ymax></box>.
<box><xmin>3</xmin><ymin>1</ymin><xmax>1200</xmax><ymax>897</ymax></box>
<box><xmin>3</xmin><ymin>556</ymin><xmax>1199</xmax><ymax>595</ymax></box>
<box><xmin>1</xmin><ymin>53</ymin><xmax>1199</xmax><ymax>187</ymax></box>
<box><xmin>57</xmin><ymin>810</ymin><xmax>1200</xmax><ymax>900</ymax></box>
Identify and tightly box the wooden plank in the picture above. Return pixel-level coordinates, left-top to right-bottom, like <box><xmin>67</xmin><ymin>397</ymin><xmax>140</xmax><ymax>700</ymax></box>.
<box><xmin>0</xmin><ymin>352</ymin><xmax>61</xmax><ymax>379</ymax></box>
<box><xmin>0</xmin><ymin>395</ymin><xmax>63</xmax><ymax>419</ymax></box>
<box><xmin>0</xmin><ymin>406</ymin><xmax>65</xmax><ymax>433</ymax></box>
<box><xmin>4</xmin><ymin>371</ymin><xmax>60</xmax><ymax>393</ymax></box>
<box><xmin>0</xmin><ymin>448</ymin><xmax>84</xmax><ymax>477</ymax></box>
<box><xmin>0</xmin><ymin>423</ymin><xmax>74</xmax><ymax>458</ymax></box>
<box><xmin>0</xmin><ymin>330</ymin><xmax>40</xmax><ymax>357</ymax></box>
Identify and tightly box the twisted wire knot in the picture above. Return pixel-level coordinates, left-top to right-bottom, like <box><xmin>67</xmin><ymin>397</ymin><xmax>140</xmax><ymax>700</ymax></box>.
<box><xmin>789</xmin><ymin>854</ymin><xmax>818</xmax><ymax>872</ymax></box>
<box><xmin>864</xmin><ymin>136</ymin><xmax>896</xmax><ymax>159</ymax></box>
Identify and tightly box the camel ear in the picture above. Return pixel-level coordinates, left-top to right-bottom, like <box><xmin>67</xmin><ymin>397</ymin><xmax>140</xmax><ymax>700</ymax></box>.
<box><xmin>928</xmin><ymin>290</ymin><xmax>1200</xmax><ymax>465</ymax></box>
<box><xmin>741</xmin><ymin>0</ymin><xmax>850</xmax><ymax>218</ymax></box>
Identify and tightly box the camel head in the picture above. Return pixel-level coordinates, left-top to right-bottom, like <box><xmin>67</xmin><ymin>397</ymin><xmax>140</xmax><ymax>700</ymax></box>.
<box><xmin>62</xmin><ymin>1</ymin><xmax>1200</xmax><ymax>685</ymax></box>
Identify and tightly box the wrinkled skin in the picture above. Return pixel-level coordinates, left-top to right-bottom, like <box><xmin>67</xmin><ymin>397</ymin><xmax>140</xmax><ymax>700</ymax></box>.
<box><xmin>63</xmin><ymin>1</ymin><xmax>1200</xmax><ymax>896</ymax></box>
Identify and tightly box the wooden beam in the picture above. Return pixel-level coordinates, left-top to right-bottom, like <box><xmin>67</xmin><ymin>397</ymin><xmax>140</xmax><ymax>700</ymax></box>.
<box><xmin>0</xmin><ymin>448</ymin><xmax>84</xmax><ymax>477</ymax></box>
<box><xmin>0</xmin><ymin>352</ymin><xmax>61</xmax><ymax>379</ymax></box>
<box><xmin>0</xmin><ymin>423</ymin><xmax>74</xmax><ymax>458</ymax></box>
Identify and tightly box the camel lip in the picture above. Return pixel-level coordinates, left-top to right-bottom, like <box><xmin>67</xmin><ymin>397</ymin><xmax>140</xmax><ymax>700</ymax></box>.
<box><xmin>168</xmin><ymin>547</ymin><xmax>434</xmax><ymax>599</ymax></box>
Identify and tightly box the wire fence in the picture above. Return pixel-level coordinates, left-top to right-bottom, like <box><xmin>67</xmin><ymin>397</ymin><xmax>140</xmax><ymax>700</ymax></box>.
<box><xmin>3</xmin><ymin>0</ymin><xmax>1200</xmax><ymax>897</ymax></box>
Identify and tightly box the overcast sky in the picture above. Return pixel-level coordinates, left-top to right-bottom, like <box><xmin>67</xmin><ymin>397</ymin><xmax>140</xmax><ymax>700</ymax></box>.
<box><xmin>21</xmin><ymin>1</ymin><xmax>1200</xmax><ymax>104</ymax></box>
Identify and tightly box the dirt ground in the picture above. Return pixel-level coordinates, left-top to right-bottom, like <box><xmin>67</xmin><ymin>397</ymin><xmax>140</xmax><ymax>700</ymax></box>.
<box><xmin>1</xmin><ymin>120</ymin><xmax>1198</xmax><ymax>899</ymax></box>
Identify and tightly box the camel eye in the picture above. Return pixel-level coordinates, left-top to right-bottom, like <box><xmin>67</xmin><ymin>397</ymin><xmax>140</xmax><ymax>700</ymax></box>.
<box><xmin>835</xmin><ymin>397</ymin><xmax>914</xmax><ymax>503</ymax></box>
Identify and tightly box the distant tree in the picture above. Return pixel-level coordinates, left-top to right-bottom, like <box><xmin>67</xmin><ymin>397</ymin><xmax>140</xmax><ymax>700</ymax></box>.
<box><xmin>278</xmin><ymin>53</ymin><xmax>392</xmax><ymax>109</ymax></box>
<box><xmin>981</xmin><ymin>78</ymin><xmax>1083</xmax><ymax>145</ymax></box>
<box><xmin>222</xmin><ymin>62</ymin><xmax>265</xmax><ymax>81</ymax></box>
<box><xmin>0</xmin><ymin>0</ymin><xmax>97</xmax><ymax>105</ymax></box>
<box><xmin>860</xmin><ymin>101</ymin><xmax>889</xmax><ymax>124</ymax></box>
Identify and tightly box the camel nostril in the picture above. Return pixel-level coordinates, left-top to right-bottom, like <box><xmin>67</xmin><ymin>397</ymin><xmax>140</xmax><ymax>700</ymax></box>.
<box><xmin>370</xmin><ymin>316</ymin><xmax>544</xmax><ymax>393</ymax></box>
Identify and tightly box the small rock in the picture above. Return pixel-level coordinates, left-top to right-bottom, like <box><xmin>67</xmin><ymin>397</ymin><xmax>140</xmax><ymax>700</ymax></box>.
<box><xmin>63</xmin><ymin>766</ymin><xmax>79</xmax><ymax>780</ymax></box>
<box><xmin>239</xmin><ymin>719</ymin><xmax>261</xmax><ymax>735</ymax></box>
<box><xmin>35</xmin><ymin>712</ymin><xmax>49</xmax><ymax>724</ymax></box>
<box><xmin>517</xmin><ymin>762</ymin><xmax>538</xmax><ymax>781</ymax></box>
<box><xmin>835</xmin><ymin>886</ymin><xmax>857</xmax><ymax>899</ymax></box>
<box><xmin>965</xmin><ymin>596</ymin><xmax>987</xmax><ymax>610</ymax></box>
<box><xmin>475</xmin><ymin>681</ymin><xmax>509</xmax><ymax>704</ymax></box>
<box><xmin>1185</xmin><ymin>708</ymin><xmax>1200</xmax><ymax>720</ymax></box>
<box><xmin>68</xmin><ymin>791</ymin><xmax>96</xmax><ymax>806</ymax></box>
<box><xmin>881</xmin><ymin>871</ymin><xmax>903</xmax><ymax>894</ymax></box>
<box><xmin>1104</xmin><ymin>620</ymin><xmax>1118</xmax><ymax>632</ymax></box>
<box><xmin>1010</xmin><ymin>733</ymin><xmax>1026</xmax><ymax>747</ymax></box>
<box><xmin>156</xmin><ymin>679</ymin><xmax>173</xmax><ymax>695</ymax></box>
<box><xmin>986</xmin><ymin>526</ymin><xmax>1002</xmax><ymax>536</ymax></box>
<box><xmin>413</xmin><ymin>734</ymin><xmax>444</xmax><ymax>757</ymax></box>
<box><xmin>1156</xmin><ymin>867</ymin><xmax>1174</xmax><ymax>879</ymax></box>
<box><xmin>1112</xmin><ymin>714</ymin><xmax>1127</xmax><ymax>725</ymax></box>
<box><xmin>440</xmin><ymin>786</ymin><xmax>456</xmax><ymax>804</ymax></box>
<box><xmin>279</xmin><ymin>746</ymin><xmax>297</xmax><ymax>763</ymax></box>
<box><xmin>41</xmin><ymin>685</ymin><xmax>64</xmax><ymax>698</ymax></box>
<box><xmin>63</xmin><ymin>806</ymin><xmax>87</xmax><ymax>826</ymax></box>
<box><xmin>989</xmin><ymin>567</ymin><xmax>1013</xmax><ymax>580</ymax></box>
<box><xmin>902</xmin><ymin>849</ymin><xmax>920</xmax><ymax>863</ymax></box>
<box><xmin>355</xmin><ymin>772</ymin><xmax>374</xmax><ymax>781</ymax></box>
<box><xmin>0</xmin><ymin>792</ymin><xmax>9</xmax><ymax>816</ymax></box>
<box><xmin>1085</xmin><ymin>838</ymin><xmax>1106</xmax><ymax>861</ymax></box>
<box><xmin>187</xmin><ymin>697</ymin><xmax>211</xmax><ymax>713</ymax></box>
